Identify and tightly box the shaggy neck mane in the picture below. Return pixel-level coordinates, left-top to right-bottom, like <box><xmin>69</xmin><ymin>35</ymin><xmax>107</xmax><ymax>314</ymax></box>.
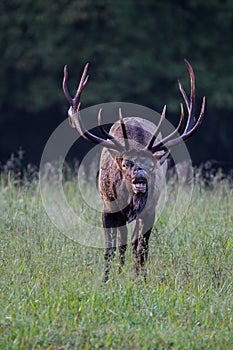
<box><xmin>123</xmin><ymin>192</ymin><xmax>148</xmax><ymax>223</ymax></box>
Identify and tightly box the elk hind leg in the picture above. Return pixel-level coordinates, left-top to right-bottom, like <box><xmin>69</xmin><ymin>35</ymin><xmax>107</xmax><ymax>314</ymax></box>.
<box><xmin>137</xmin><ymin>230</ymin><xmax>151</xmax><ymax>276</ymax></box>
<box><xmin>118</xmin><ymin>225</ymin><xmax>128</xmax><ymax>274</ymax></box>
<box><xmin>132</xmin><ymin>216</ymin><xmax>154</xmax><ymax>279</ymax></box>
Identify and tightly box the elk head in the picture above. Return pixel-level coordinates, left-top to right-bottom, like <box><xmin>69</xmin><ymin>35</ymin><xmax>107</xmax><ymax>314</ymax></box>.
<box><xmin>115</xmin><ymin>149</ymin><xmax>158</xmax><ymax>194</ymax></box>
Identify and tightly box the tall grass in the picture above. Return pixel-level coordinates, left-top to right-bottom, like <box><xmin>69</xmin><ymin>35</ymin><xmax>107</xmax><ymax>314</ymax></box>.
<box><xmin>0</xmin><ymin>165</ymin><xmax>232</xmax><ymax>349</ymax></box>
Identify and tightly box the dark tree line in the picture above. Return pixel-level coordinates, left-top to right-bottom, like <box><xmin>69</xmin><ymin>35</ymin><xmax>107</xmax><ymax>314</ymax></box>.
<box><xmin>0</xmin><ymin>0</ymin><xmax>232</xmax><ymax>168</ymax></box>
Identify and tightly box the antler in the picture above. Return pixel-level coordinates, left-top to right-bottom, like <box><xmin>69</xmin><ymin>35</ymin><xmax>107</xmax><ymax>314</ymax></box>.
<box><xmin>151</xmin><ymin>59</ymin><xmax>206</xmax><ymax>153</ymax></box>
<box><xmin>63</xmin><ymin>63</ymin><xmax>89</xmax><ymax>112</ymax></box>
<box><xmin>119</xmin><ymin>108</ymin><xmax>130</xmax><ymax>151</ymax></box>
<box><xmin>146</xmin><ymin>105</ymin><xmax>166</xmax><ymax>151</ymax></box>
<box><xmin>97</xmin><ymin>108</ymin><xmax>126</xmax><ymax>150</ymax></box>
<box><xmin>63</xmin><ymin>64</ymin><xmax>125</xmax><ymax>151</ymax></box>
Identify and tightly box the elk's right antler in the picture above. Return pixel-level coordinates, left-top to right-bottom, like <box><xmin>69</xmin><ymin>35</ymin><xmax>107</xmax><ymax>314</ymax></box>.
<box><xmin>63</xmin><ymin>63</ymin><xmax>89</xmax><ymax>112</ymax></box>
<box><xmin>63</xmin><ymin>64</ymin><xmax>125</xmax><ymax>151</ymax></box>
<box><xmin>62</xmin><ymin>63</ymin><xmax>129</xmax><ymax>152</ymax></box>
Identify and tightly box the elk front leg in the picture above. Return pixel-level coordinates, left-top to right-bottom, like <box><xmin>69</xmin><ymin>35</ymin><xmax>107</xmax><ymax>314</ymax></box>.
<box><xmin>117</xmin><ymin>225</ymin><xmax>128</xmax><ymax>273</ymax></box>
<box><xmin>102</xmin><ymin>212</ymin><xmax>117</xmax><ymax>283</ymax></box>
<box><xmin>137</xmin><ymin>230</ymin><xmax>151</xmax><ymax>274</ymax></box>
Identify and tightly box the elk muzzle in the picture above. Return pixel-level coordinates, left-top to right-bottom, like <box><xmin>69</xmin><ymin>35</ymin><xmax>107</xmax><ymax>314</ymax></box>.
<box><xmin>132</xmin><ymin>169</ymin><xmax>148</xmax><ymax>194</ymax></box>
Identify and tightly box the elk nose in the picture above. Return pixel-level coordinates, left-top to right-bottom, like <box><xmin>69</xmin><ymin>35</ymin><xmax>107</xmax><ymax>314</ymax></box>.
<box><xmin>134</xmin><ymin>166</ymin><xmax>143</xmax><ymax>173</ymax></box>
<box><xmin>134</xmin><ymin>168</ymin><xmax>146</xmax><ymax>177</ymax></box>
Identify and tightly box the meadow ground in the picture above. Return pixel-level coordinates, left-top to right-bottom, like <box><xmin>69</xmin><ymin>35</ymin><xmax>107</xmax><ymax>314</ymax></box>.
<box><xmin>0</xmin><ymin>165</ymin><xmax>232</xmax><ymax>349</ymax></box>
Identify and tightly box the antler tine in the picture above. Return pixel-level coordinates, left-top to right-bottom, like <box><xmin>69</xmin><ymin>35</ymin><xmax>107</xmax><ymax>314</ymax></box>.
<box><xmin>98</xmin><ymin>108</ymin><xmax>110</xmax><ymax>138</ymax></box>
<box><xmin>179</xmin><ymin>59</ymin><xmax>196</xmax><ymax>133</ymax></box>
<box><xmin>146</xmin><ymin>105</ymin><xmax>166</xmax><ymax>151</ymax></box>
<box><xmin>151</xmin><ymin>103</ymin><xmax>184</xmax><ymax>152</ymax></box>
<box><xmin>63</xmin><ymin>63</ymin><xmax>89</xmax><ymax>112</ymax></box>
<box><xmin>178</xmin><ymin>80</ymin><xmax>189</xmax><ymax>110</ymax></box>
<box><xmin>175</xmin><ymin>103</ymin><xmax>185</xmax><ymax>134</ymax></box>
<box><xmin>73</xmin><ymin>63</ymin><xmax>89</xmax><ymax>111</ymax></box>
<box><xmin>71</xmin><ymin>109</ymin><xmax>122</xmax><ymax>151</ymax></box>
<box><xmin>119</xmin><ymin>108</ymin><xmax>130</xmax><ymax>151</ymax></box>
<box><xmin>98</xmin><ymin>108</ymin><xmax>125</xmax><ymax>150</ymax></box>
<box><xmin>63</xmin><ymin>65</ymin><xmax>73</xmax><ymax>106</ymax></box>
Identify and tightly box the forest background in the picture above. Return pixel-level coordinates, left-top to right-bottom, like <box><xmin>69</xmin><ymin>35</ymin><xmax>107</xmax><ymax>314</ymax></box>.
<box><xmin>0</xmin><ymin>0</ymin><xmax>232</xmax><ymax>170</ymax></box>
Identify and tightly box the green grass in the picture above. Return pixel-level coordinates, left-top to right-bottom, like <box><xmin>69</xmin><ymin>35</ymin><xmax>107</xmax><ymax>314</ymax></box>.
<box><xmin>0</xmin><ymin>169</ymin><xmax>232</xmax><ymax>349</ymax></box>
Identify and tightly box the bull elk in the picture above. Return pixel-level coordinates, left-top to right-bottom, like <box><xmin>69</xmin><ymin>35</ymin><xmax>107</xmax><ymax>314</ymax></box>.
<box><xmin>63</xmin><ymin>60</ymin><xmax>205</xmax><ymax>282</ymax></box>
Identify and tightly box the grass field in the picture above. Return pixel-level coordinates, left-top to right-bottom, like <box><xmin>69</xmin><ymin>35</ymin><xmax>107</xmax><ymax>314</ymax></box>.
<box><xmin>0</xmin><ymin>166</ymin><xmax>232</xmax><ymax>349</ymax></box>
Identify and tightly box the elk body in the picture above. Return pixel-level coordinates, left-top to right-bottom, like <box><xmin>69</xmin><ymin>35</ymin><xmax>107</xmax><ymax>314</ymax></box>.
<box><xmin>63</xmin><ymin>60</ymin><xmax>205</xmax><ymax>282</ymax></box>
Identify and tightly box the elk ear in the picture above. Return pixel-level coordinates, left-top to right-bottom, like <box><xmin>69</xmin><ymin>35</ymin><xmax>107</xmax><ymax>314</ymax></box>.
<box><xmin>107</xmin><ymin>149</ymin><xmax>123</xmax><ymax>169</ymax></box>
<box><xmin>115</xmin><ymin>155</ymin><xmax>123</xmax><ymax>170</ymax></box>
<box><xmin>153</xmin><ymin>150</ymin><xmax>170</xmax><ymax>165</ymax></box>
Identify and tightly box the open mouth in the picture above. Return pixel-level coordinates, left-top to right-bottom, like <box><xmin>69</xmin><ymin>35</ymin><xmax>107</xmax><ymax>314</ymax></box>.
<box><xmin>132</xmin><ymin>181</ymin><xmax>147</xmax><ymax>193</ymax></box>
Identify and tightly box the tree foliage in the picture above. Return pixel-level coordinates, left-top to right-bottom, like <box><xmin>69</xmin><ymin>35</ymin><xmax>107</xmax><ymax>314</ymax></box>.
<box><xmin>0</xmin><ymin>0</ymin><xmax>232</xmax><ymax>112</ymax></box>
<box><xmin>0</xmin><ymin>0</ymin><xmax>232</xmax><ymax>164</ymax></box>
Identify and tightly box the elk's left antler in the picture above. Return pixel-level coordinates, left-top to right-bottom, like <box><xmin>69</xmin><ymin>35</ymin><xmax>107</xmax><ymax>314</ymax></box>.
<box><xmin>150</xmin><ymin>59</ymin><xmax>206</xmax><ymax>153</ymax></box>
